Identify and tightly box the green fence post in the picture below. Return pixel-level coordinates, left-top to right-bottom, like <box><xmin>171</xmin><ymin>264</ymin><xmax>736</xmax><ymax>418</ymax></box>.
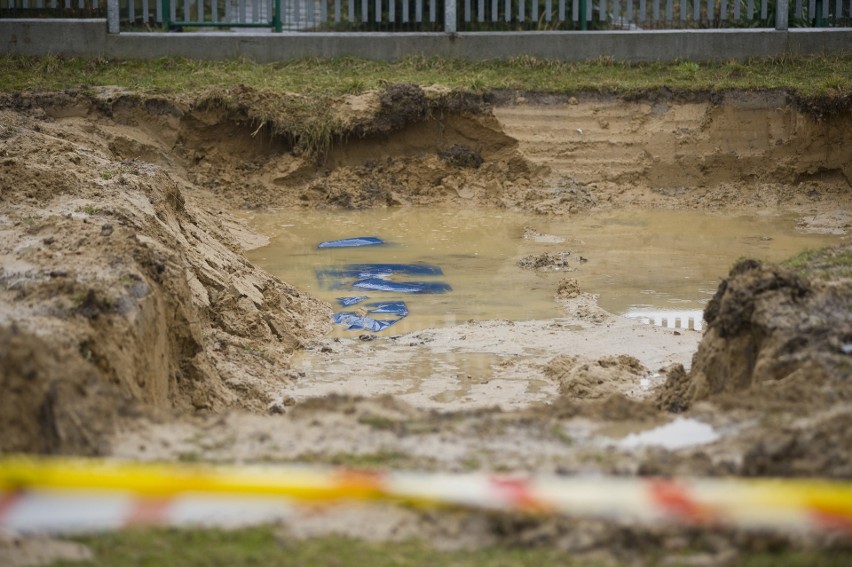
<box><xmin>274</xmin><ymin>0</ymin><xmax>282</xmax><ymax>31</ymax></box>
<box><xmin>580</xmin><ymin>0</ymin><xmax>587</xmax><ymax>29</ymax></box>
<box><xmin>162</xmin><ymin>0</ymin><xmax>170</xmax><ymax>31</ymax></box>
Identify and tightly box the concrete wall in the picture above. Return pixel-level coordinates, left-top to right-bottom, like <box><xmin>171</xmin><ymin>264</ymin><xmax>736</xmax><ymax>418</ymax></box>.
<box><xmin>1</xmin><ymin>19</ymin><xmax>108</xmax><ymax>57</ymax></box>
<box><xmin>1</xmin><ymin>19</ymin><xmax>851</xmax><ymax>62</ymax></box>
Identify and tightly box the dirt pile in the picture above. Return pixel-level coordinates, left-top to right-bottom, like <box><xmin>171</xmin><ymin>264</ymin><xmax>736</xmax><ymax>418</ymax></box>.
<box><xmin>658</xmin><ymin>255</ymin><xmax>852</xmax><ymax>410</ymax></box>
<box><xmin>0</xmin><ymin>102</ymin><xmax>330</xmax><ymax>454</ymax></box>
<box><xmin>545</xmin><ymin>354</ymin><xmax>648</xmax><ymax>400</ymax></box>
<box><xmin>518</xmin><ymin>251</ymin><xmax>576</xmax><ymax>272</ymax></box>
<box><xmin>652</xmin><ymin>249</ymin><xmax>852</xmax><ymax>477</ymax></box>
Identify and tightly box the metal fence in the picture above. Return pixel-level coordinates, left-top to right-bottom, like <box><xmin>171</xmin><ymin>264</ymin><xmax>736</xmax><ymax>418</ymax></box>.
<box><xmin>1</xmin><ymin>0</ymin><xmax>850</xmax><ymax>30</ymax></box>
<box><xmin>136</xmin><ymin>0</ymin><xmax>852</xmax><ymax>30</ymax></box>
<box><xmin>0</xmin><ymin>0</ymin><xmax>104</xmax><ymax>15</ymax></box>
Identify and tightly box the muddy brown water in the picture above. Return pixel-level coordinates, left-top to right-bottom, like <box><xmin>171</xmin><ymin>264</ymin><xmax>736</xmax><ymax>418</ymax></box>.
<box><xmin>246</xmin><ymin>207</ymin><xmax>841</xmax><ymax>335</ymax></box>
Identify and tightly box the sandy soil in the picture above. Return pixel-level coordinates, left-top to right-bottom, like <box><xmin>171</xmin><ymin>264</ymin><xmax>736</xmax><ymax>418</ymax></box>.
<box><xmin>1</xmin><ymin>85</ymin><xmax>851</xmax><ymax>564</ymax></box>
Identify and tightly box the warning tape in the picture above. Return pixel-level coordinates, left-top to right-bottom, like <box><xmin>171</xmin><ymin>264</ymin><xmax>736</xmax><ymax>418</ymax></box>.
<box><xmin>1</xmin><ymin>457</ymin><xmax>851</xmax><ymax>534</ymax></box>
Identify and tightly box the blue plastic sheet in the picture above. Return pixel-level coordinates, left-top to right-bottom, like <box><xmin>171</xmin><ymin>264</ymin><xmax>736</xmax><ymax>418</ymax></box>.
<box><xmin>330</xmin><ymin>300</ymin><xmax>410</xmax><ymax>333</ymax></box>
<box><xmin>353</xmin><ymin>278</ymin><xmax>452</xmax><ymax>294</ymax></box>
<box><xmin>344</xmin><ymin>263</ymin><xmax>443</xmax><ymax>277</ymax></box>
<box><xmin>317</xmin><ymin>263</ymin><xmax>451</xmax><ymax>294</ymax></box>
<box><xmin>367</xmin><ymin>301</ymin><xmax>409</xmax><ymax>316</ymax></box>
<box><xmin>317</xmin><ymin>263</ymin><xmax>443</xmax><ymax>283</ymax></box>
<box><xmin>320</xmin><ymin>245</ymin><xmax>451</xmax><ymax>332</ymax></box>
<box><xmin>318</xmin><ymin>237</ymin><xmax>384</xmax><ymax>249</ymax></box>
<box><xmin>332</xmin><ymin>312</ymin><xmax>400</xmax><ymax>332</ymax></box>
<box><xmin>336</xmin><ymin>296</ymin><xmax>369</xmax><ymax>307</ymax></box>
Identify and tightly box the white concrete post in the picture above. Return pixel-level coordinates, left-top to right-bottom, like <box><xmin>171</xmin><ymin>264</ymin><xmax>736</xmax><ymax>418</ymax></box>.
<box><xmin>445</xmin><ymin>0</ymin><xmax>457</xmax><ymax>33</ymax></box>
<box><xmin>775</xmin><ymin>0</ymin><xmax>789</xmax><ymax>30</ymax></box>
<box><xmin>107</xmin><ymin>0</ymin><xmax>120</xmax><ymax>34</ymax></box>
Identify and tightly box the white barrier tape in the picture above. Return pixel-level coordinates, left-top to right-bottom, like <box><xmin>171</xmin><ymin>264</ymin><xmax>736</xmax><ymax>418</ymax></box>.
<box><xmin>1</xmin><ymin>489</ymin><xmax>298</xmax><ymax>533</ymax></box>
<box><xmin>1</xmin><ymin>457</ymin><xmax>850</xmax><ymax>534</ymax></box>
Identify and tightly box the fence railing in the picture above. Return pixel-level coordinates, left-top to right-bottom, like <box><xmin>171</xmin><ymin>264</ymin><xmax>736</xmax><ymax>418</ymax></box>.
<box><xmin>0</xmin><ymin>0</ymin><xmax>104</xmax><ymax>15</ymax></box>
<box><xmin>134</xmin><ymin>0</ymin><xmax>852</xmax><ymax>31</ymax></box>
<box><xmin>1</xmin><ymin>0</ymin><xmax>850</xmax><ymax>31</ymax></box>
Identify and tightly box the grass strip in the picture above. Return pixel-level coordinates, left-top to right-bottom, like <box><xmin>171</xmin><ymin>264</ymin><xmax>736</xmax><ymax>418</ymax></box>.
<box><xmin>50</xmin><ymin>527</ymin><xmax>852</xmax><ymax>567</ymax></box>
<box><xmin>0</xmin><ymin>54</ymin><xmax>849</xmax><ymax>98</ymax></box>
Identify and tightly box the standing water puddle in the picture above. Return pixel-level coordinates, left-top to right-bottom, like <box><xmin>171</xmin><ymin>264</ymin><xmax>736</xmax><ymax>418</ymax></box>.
<box><xmin>609</xmin><ymin>417</ymin><xmax>721</xmax><ymax>450</ymax></box>
<box><xmin>245</xmin><ymin>207</ymin><xmax>842</xmax><ymax>411</ymax></box>
<box><xmin>246</xmin><ymin>207</ymin><xmax>841</xmax><ymax>334</ymax></box>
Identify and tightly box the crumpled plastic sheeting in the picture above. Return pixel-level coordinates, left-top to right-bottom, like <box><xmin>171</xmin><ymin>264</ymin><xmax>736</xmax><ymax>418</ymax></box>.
<box><xmin>353</xmin><ymin>278</ymin><xmax>452</xmax><ymax>294</ymax></box>
<box><xmin>317</xmin><ymin>263</ymin><xmax>452</xmax><ymax>294</ymax></box>
<box><xmin>331</xmin><ymin>300</ymin><xmax>409</xmax><ymax>332</ymax></box>
<box><xmin>331</xmin><ymin>312</ymin><xmax>400</xmax><ymax>332</ymax></box>
<box><xmin>318</xmin><ymin>237</ymin><xmax>384</xmax><ymax>249</ymax></box>
<box><xmin>367</xmin><ymin>301</ymin><xmax>409</xmax><ymax>316</ymax></box>
<box><xmin>321</xmin><ymin>256</ymin><xmax>451</xmax><ymax>332</ymax></box>
<box><xmin>316</xmin><ymin>263</ymin><xmax>444</xmax><ymax>285</ymax></box>
<box><xmin>342</xmin><ymin>263</ymin><xmax>443</xmax><ymax>277</ymax></box>
<box><xmin>336</xmin><ymin>296</ymin><xmax>369</xmax><ymax>307</ymax></box>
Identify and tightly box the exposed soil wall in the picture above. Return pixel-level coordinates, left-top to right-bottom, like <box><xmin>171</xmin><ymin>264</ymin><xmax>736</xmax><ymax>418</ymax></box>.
<box><xmin>0</xmin><ymin>95</ymin><xmax>331</xmax><ymax>454</ymax></box>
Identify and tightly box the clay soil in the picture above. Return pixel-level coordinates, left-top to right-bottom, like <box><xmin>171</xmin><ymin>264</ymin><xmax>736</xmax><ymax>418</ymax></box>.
<box><xmin>1</xmin><ymin>85</ymin><xmax>851</xmax><ymax>565</ymax></box>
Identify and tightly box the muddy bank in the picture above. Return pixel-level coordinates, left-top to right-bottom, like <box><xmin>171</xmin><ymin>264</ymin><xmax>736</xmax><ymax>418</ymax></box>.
<box><xmin>0</xmin><ymin>100</ymin><xmax>330</xmax><ymax>454</ymax></box>
<box><xmin>6</xmin><ymin>85</ymin><xmax>848</xmax><ymax>216</ymax></box>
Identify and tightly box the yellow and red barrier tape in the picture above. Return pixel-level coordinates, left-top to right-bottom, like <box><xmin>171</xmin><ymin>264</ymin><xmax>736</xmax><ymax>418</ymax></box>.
<box><xmin>1</xmin><ymin>456</ymin><xmax>850</xmax><ymax>534</ymax></box>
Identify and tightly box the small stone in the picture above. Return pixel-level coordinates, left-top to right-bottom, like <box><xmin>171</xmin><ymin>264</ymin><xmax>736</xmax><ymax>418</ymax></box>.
<box><xmin>101</xmin><ymin>223</ymin><xmax>114</xmax><ymax>236</ymax></box>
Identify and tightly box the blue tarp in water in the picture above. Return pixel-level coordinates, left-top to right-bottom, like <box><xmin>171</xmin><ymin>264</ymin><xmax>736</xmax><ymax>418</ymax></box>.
<box><xmin>317</xmin><ymin>263</ymin><xmax>443</xmax><ymax>282</ymax></box>
<box><xmin>320</xmin><ymin>246</ymin><xmax>450</xmax><ymax>331</ymax></box>
<box><xmin>345</xmin><ymin>263</ymin><xmax>443</xmax><ymax>277</ymax></box>
<box><xmin>332</xmin><ymin>312</ymin><xmax>400</xmax><ymax>332</ymax></box>
<box><xmin>336</xmin><ymin>296</ymin><xmax>369</xmax><ymax>307</ymax></box>
<box><xmin>332</xmin><ymin>312</ymin><xmax>390</xmax><ymax>332</ymax></box>
<box><xmin>317</xmin><ymin>263</ymin><xmax>451</xmax><ymax>294</ymax></box>
<box><xmin>353</xmin><ymin>278</ymin><xmax>452</xmax><ymax>294</ymax></box>
<box><xmin>318</xmin><ymin>237</ymin><xmax>384</xmax><ymax>249</ymax></box>
<box><xmin>330</xmin><ymin>300</ymin><xmax>410</xmax><ymax>332</ymax></box>
<box><xmin>367</xmin><ymin>301</ymin><xmax>409</xmax><ymax>316</ymax></box>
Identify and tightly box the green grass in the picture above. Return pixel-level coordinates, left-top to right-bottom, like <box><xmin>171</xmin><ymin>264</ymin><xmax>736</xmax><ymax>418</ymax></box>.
<box><xmin>1</xmin><ymin>54</ymin><xmax>850</xmax><ymax>99</ymax></box>
<box><xmin>78</xmin><ymin>205</ymin><xmax>103</xmax><ymax>215</ymax></box>
<box><xmin>357</xmin><ymin>414</ymin><xmax>399</xmax><ymax>430</ymax></box>
<box><xmin>49</xmin><ymin>529</ymin><xmax>580</xmax><ymax>567</ymax></box>
<box><xmin>294</xmin><ymin>450</ymin><xmax>427</xmax><ymax>469</ymax></box>
<box><xmin>783</xmin><ymin>244</ymin><xmax>852</xmax><ymax>281</ymax></box>
<box><xmin>49</xmin><ymin>527</ymin><xmax>852</xmax><ymax>567</ymax></box>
